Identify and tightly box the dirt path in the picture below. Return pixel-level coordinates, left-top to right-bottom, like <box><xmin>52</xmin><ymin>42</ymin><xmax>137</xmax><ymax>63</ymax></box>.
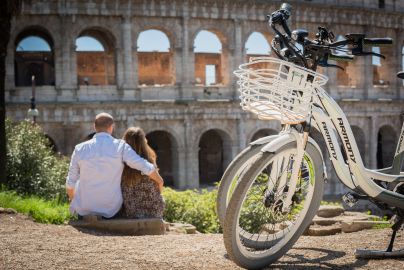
<box><xmin>1</xmin><ymin>213</ymin><xmax>404</xmax><ymax>269</ymax></box>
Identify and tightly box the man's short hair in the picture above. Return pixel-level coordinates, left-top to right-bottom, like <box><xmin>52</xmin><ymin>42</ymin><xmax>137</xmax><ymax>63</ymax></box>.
<box><xmin>94</xmin><ymin>113</ymin><xmax>114</xmax><ymax>132</ymax></box>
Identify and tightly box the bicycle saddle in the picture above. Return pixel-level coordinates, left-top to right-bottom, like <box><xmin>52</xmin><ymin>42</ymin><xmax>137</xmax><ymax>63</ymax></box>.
<box><xmin>397</xmin><ymin>71</ymin><xmax>404</xmax><ymax>79</ymax></box>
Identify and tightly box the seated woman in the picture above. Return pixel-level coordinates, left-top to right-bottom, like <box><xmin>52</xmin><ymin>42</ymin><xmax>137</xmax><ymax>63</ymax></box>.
<box><xmin>121</xmin><ymin>127</ymin><xmax>165</xmax><ymax>219</ymax></box>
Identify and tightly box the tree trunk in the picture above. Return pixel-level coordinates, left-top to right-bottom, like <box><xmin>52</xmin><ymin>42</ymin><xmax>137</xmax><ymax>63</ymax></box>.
<box><xmin>0</xmin><ymin>1</ymin><xmax>20</xmax><ymax>185</ymax></box>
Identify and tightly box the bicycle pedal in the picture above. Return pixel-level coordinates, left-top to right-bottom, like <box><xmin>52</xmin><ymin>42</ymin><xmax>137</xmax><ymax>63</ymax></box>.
<box><xmin>342</xmin><ymin>192</ymin><xmax>358</xmax><ymax>208</ymax></box>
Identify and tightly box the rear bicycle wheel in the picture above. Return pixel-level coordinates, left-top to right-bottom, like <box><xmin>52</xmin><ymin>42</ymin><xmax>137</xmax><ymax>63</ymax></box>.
<box><xmin>217</xmin><ymin>144</ymin><xmax>264</xmax><ymax>227</ymax></box>
<box><xmin>223</xmin><ymin>141</ymin><xmax>324</xmax><ymax>269</ymax></box>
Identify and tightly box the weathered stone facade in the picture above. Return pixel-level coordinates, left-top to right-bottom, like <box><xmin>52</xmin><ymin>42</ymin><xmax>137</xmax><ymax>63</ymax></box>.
<box><xmin>5</xmin><ymin>0</ymin><xmax>404</xmax><ymax>195</ymax></box>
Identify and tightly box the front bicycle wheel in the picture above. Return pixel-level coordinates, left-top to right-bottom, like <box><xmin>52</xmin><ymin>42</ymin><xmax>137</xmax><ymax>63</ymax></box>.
<box><xmin>223</xmin><ymin>141</ymin><xmax>324</xmax><ymax>269</ymax></box>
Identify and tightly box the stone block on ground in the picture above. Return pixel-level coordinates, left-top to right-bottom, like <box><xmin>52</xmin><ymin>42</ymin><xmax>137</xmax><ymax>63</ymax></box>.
<box><xmin>317</xmin><ymin>205</ymin><xmax>345</xmax><ymax>218</ymax></box>
<box><xmin>341</xmin><ymin>220</ymin><xmax>390</xmax><ymax>233</ymax></box>
<box><xmin>166</xmin><ymin>222</ymin><xmax>198</xmax><ymax>234</ymax></box>
<box><xmin>260</xmin><ymin>222</ymin><xmax>291</xmax><ymax>234</ymax></box>
<box><xmin>305</xmin><ymin>224</ymin><xmax>342</xmax><ymax>236</ymax></box>
<box><xmin>0</xmin><ymin>207</ymin><xmax>17</xmax><ymax>214</ymax></box>
<box><xmin>69</xmin><ymin>216</ymin><xmax>165</xmax><ymax>236</ymax></box>
<box><xmin>312</xmin><ymin>211</ymin><xmax>369</xmax><ymax>226</ymax></box>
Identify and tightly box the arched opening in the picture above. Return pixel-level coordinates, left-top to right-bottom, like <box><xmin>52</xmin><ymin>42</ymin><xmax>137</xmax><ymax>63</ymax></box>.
<box><xmin>245</xmin><ymin>32</ymin><xmax>271</xmax><ymax>56</ymax></box>
<box><xmin>250</xmin><ymin>128</ymin><xmax>277</xmax><ymax>142</ymax></box>
<box><xmin>137</xmin><ymin>29</ymin><xmax>174</xmax><ymax>86</ymax></box>
<box><xmin>194</xmin><ymin>30</ymin><xmax>223</xmax><ymax>86</ymax></box>
<box><xmin>351</xmin><ymin>126</ymin><xmax>366</xmax><ymax>165</ymax></box>
<box><xmin>245</xmin><ymin>32</ymin><xmax>274</xmax><ymax>70</ymax></box>
<box><xmin>377</xmin><ymin>125</ymin><xmax>397</xmax><ymax>168</ymax></box>
<box><xmin>146</xmin><ymin>131</ymin><xmax>178</xmax><ymax>187</ymax></box>
<box><xmin>372</xmin><ymin>46</ymin><xmax>392</xmax><ymax>86</ymax></box>
<box><xmin>198</xmin><ymin>129</ymin><xmax>231</xmax><ymax>185</ymax></box>
<box><xmin>15</xmin><ymin>29</ymin><xmax>55</xmax><ymax>86</ymax></box>
<box><xmin>75</xmin><ymin>29</ymin><xmax>116</xmax><ymax>85</ymax></box>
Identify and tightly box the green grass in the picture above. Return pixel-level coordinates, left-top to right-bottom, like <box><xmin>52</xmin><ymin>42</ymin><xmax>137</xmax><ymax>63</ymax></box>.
<box><xmin>320</xmin><ymin>200</ymin><xmax>342</xmax><ymax>206</ymax></box>
<box><xmin>0</xmin><ymin>190</ymin><xmax>72</xmax><ymax>224</ymax></box>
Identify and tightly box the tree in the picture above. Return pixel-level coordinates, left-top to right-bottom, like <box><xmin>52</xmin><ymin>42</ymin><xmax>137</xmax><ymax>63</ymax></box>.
<box><xmin>0</xmin><ymin>1</ymin><xmax>21</xmax><ymax>184</ymax></box>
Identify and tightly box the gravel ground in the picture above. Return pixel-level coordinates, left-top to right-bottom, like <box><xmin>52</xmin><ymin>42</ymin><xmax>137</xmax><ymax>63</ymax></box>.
<box><xmin>1</xmin><ymin>213</ymin><xmax>404</xmax><ymax>270</ymax></box>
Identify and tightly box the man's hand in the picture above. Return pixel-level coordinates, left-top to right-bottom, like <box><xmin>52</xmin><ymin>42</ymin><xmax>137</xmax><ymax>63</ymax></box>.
<box><xmin>66</xmin><ymin>187</ymin><xmax>75</xmax><ymax>202</ymax></box>
<box><xmin>149</xmin><ymin>170</ymin><xmax>164</xmax><ymax>193</ymax></box>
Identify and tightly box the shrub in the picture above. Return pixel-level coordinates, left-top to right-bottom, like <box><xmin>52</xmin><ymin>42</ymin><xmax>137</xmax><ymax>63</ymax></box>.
<box><xmin>163</xmin><ymin>187</ymin><xmax>221</xmax><ymax>233</ymax></box>
<box><xmin>5</xmin><ymin>119</ymin><xmax>69</xmax><ymax>201</ymax></box>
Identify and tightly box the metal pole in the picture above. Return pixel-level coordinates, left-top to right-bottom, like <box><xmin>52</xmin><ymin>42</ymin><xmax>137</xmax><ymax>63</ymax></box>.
<box><xmin>31</xmin><ymin>75</ymin><xmax>36</xmax><ymax>123</ymax></box>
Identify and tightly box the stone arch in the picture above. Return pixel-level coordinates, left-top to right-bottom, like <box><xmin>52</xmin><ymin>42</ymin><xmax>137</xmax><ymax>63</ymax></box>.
<box><xmin>377</xmin><ymin>125</ymin><xmax>397</xmax><ymax>168</ymax></box>
<box><xmin>193</xmin><ymin>28</ymin><xmax>227</xmax><ymax>86</ymax></box>
<box><xmin>244</xmin><ymin>31</ymin><xmax>271</xmax><ymax>56</ymax></box>
<box><xmin>351</xmin><ymin>125</ymin><xmax>366</xmax><ymax>165</ymax></box>
<box><xmin>75</xmin><ymin>27</ymin><xmax>116</xmax><ymax>85</ymax></box>
<box><xmin>135</xmin><ymin>26</ymin><xmax>177</xmax><ymax>49</ymax></box>
<box><xmin>250</xmin><ymin>128</ymin><xmax>278</xmax><ymax>142</ymax></box>
<box><xmin>14</xmin><ymin>26</ymin><xmax>55</xmax><ymax>86</ymax></box>
<box><xmin>146</xmin><ymin>130</ymin><xmax>179</xmax><ymax>187</ymax></box>
<box><xmin>198</xmin><ymin>129</ymin><xmax>232</xmax><ymax>185</ymax></box>
<box><xmin>136</xmin><ymin>29</ymin><xmax>175</xmax><ymax>86</ymax></box>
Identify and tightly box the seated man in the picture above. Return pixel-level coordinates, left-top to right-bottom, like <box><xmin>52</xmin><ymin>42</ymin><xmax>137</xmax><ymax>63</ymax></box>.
<box><xmin>66</xmin><ymin>112</ymin><xmax>164</xmax><ymax>218</ymax></box>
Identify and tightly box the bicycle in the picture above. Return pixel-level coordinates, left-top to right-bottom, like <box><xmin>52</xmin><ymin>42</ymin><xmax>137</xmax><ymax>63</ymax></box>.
<box><xmin>219</xmin><ymin>3</ymin><xmax>404</xmax><ymax>269</ymax></box>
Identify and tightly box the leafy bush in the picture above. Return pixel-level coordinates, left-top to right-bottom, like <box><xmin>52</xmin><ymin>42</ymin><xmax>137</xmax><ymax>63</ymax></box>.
<box><xmin>5</xmin><ymin>119</ymin><xmax>69</xmax><ymax>201</ymax></box>
<box><xmin>163</xmin><ymin>187</ymin><xmax>221</xmax><ymax>233</ymax></box>
<box><xmin>0</xmin><ymin>190</ymin><xmax>72</xmax><ymax>224</ymax></box>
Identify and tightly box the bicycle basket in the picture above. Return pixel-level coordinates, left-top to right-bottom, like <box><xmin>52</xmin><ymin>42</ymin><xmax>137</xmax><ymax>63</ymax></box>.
<box><xmin>234</xmin><ymin>57</ymin><xmax>328</xmax><ymax>124</ymax></box>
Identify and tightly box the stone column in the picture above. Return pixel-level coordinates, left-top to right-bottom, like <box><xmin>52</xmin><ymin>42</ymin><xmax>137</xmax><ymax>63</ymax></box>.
<box><xmin>394</xmin><ymin>29</ymin><xmax>403</xmax><ymax>99</ymax></box>
<box><xmin>59</xmin><ymin>15</ymin><xmax>75</xmax><ymax>91</ymax></box>
<box><xmin>121</xmin><ymin>16</ymin><xmax>136</xmax><ymax>90</ymax></box>
<box><xmin>325</xmin><ymin>65</ymin><xmax>337</xmax><ymax>95</ymax></box>
<box><xmin>174</xmin><ymin>46</ymin><xmax>183</xmax><ymax>97</ymax></box>
<box><xmin>5</xmin><ymin>31</ymin><xmax>15</xmax><ymax>93</ymax></box>
<box><xmin>176</xmin><ymin>146</ymin><xmax>187</xmax><ymax>189</ymax></box>
<box><xmin>237</xmin><ymin>116</ymin><xmax>247</xmax><ymax>152</ymax></box>
<box><xmin>181</xmin><ymin>15</ymin><xmax>194</xmax><ymax>100</ymax></box>
<box><xmin>184</xmin><ymin>117</ymin><xmax>198</xmax><ymax>188</ymax></box>
<box><xmin>70</xmin><ymin>41</ymin><xmax>78</xmax><ymax>87</ymax></box>
<box><xmin>232</xmin><ymin>19</ymin><xmax>244</xmax><ymax>99</ymax></box>
<box><xmin>57</xmin><ymin>17</ymin><xmax>76</xmax><ymax>101</ymax></box>
<box><xmin>369</xmin><ymin>116</ymin><xmax>378</xmax><ymax>169</ymax></box>
<box><xmin>61</xmin><ymin>35</ymin><xmax>72</xmax><ymax>88</ymax></box>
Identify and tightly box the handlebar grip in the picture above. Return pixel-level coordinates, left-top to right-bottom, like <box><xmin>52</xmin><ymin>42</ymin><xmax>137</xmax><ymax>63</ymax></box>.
<box><xmin>329</xmin><ymin>53</ymin><xmax>354</xmax><ymax>61</ymax></box>
<box><xmin>363</xmin><ymin>38</ymin><xmax>393</xmax><ymax>46</ymax></box>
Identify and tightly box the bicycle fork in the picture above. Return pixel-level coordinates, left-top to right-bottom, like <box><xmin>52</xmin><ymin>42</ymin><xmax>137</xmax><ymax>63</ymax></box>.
<box><xmin>281</xmin><ymin>124</ymin><xmax>310</xmax><ymax>213</ymax></box>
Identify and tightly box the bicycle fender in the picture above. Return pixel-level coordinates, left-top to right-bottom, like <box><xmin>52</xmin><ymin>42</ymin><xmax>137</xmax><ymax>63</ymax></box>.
<box><xmin>260</xmin><ymin>133</ymin><xmax>297</xmax><ymax>153</ymax></box>
<box><xmin>260</xmin><ymin>133</ymin><xmax>327</xmax><ymax>179</ymax></box>
<box><xmin>249</xmin><ymin>134</ymin><xmax>280</xmax><ymax>146</ymax></box>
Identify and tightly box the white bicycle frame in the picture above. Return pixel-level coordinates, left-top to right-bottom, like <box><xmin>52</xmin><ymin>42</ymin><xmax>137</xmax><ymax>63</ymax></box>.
<box><xmin>273</xmin><ymin>86</ymin><xmax>404</xmax><ymax>209</ymax></box>
<box><xmin>248</xmin><ymin>86</ymin><xmax>404</xmax><ymax>212</ymax></box>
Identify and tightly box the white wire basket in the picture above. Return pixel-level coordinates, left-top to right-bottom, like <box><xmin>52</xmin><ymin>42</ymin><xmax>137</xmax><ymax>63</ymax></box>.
<box><xmin>234</xmin><ymin>57</ymin><xmax>329</xmax><ymax>124</ymax></box>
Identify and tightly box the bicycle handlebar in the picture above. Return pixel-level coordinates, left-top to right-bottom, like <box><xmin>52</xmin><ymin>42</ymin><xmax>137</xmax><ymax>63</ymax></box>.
<box><xmin>267</xmin><ymin>3</ymin><xmax>393</xmax><ymax>71</ymax></box>
<box><xmin>363</xmin><ymin>38</ymin><xmax>393</xmax><ymax>46</ymax></box>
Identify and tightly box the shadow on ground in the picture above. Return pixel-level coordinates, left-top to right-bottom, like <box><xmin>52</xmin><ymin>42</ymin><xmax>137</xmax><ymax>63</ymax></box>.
<box><xmin>268</xmin><ymin>247</ymin><xmax>369</xmax><ymax>269</ymax></box>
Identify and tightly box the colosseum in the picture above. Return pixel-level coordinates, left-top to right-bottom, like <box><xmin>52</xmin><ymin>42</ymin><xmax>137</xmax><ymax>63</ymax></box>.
<box><xmin>5</xmin><ymin>0</ymin><xmax>404</xmax><ymax>196</ymax></box>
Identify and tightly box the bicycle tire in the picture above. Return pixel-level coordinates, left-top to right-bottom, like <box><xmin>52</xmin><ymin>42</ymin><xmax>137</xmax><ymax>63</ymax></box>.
<box><xmin>217</xmin><ymin>144</ymin><xmax>263</xmax><ymax>227</ymax></box>
<box><xmin>223</xmin><ymin>141</ymin><xmax>324</xmax><ymax>269</ymax></box>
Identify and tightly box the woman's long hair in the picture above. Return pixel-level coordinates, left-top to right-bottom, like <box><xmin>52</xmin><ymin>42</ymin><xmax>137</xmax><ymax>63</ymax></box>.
<box><xmin>121</xmin><ymin>127</ymin><xmax>157</xmax><ymax>187</ymax></box>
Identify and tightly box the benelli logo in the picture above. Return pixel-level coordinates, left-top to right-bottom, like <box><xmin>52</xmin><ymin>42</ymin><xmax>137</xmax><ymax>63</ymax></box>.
<box><xmin>322</xmin><ymin>122</ymin><xmax>337</xmax><ymax>160</ymax></box>
<box><xmin>337</xmin><ymin>118</ymin><xmax>356</xmax><ymax>163</ymax></box>
<box><xmin>397</xmin><ymin>130</ymin><xmax>404</xmax><ymax>154</ymax></box>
